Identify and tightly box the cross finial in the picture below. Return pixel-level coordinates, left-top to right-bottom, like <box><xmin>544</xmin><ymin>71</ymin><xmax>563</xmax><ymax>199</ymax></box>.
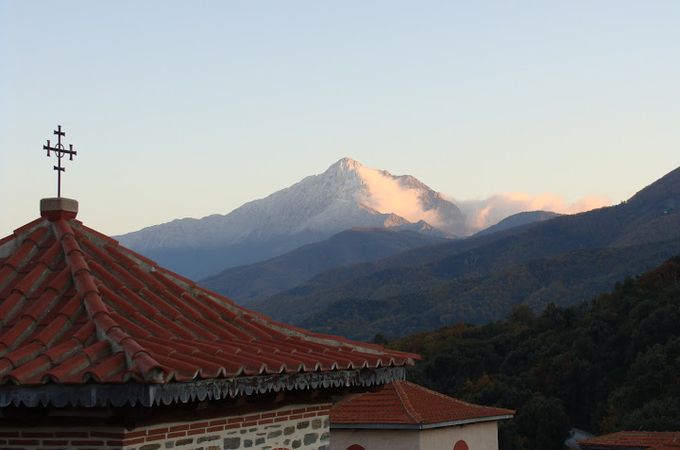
<box><xmin>42</xmin><ymin>125</ymin><xmax>77</xmax><ymax>198</ymax></box>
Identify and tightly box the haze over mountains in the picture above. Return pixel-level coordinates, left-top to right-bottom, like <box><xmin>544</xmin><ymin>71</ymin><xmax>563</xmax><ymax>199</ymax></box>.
<box><xmin>250</xmin><ymin>166</ymin><xmax>680</xmax><ymax>340</ymax></box>
<box><xmin>119</xmin><ymin>157</ymin><xmax>575</xmax><ymax>279</ymax></box>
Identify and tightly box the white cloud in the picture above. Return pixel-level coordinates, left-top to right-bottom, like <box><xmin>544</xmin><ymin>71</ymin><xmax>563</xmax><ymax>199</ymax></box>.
<box><xmin>348</xmin><ymin>161</ymin><xmax>610</xmax><ymax>235</ymax></box>
<box><xmin>457</xmin><ymin>193</ymin><xmax>611</xmax><ymax>232</ymax></box>
<box><xmin>356</xmin><ymin>165</ymin><xmax>444</xmax><ymax>227</ymax></box>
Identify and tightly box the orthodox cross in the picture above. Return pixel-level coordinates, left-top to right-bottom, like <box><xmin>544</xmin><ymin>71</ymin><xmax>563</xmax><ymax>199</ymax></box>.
<box><xmin>43</xmin><ymin>125</ymin><xmax>77</xmax><ymax>198</ymax></box>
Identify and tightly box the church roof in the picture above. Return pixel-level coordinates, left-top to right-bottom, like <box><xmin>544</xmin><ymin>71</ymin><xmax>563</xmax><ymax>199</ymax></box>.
<box><xmin>0</xmin><ymin>199</ymin><xmax>416</xmax><ymax>406</ymax></box>
<box><xmin>579</xmin><ymin>432</ymin><xmax>680</xmax><ymax>450</ymax></box>
<box><xmin>330</xmin><ymin>380</ymin><xmax>514</xmax><ymax>430</ymax></box>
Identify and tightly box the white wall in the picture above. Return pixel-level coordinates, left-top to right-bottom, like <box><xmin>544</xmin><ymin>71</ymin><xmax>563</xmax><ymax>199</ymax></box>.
<box><xmin>331</xmin><ymin>429</ymin><xmax>419</xmax><ymax>450</ymax></box>
<box><xmin>331</xmin><ymin>421</ymin><xmax>500</xmax><ymax>450</ymax></box>
<box><xmin>420</xmin><ymin>421</ymin><xmax>500</xmax><ymax>450</ymax></box>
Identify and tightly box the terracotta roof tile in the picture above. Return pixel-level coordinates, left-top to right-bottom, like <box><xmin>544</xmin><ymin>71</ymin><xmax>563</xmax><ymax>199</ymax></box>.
<box><xmin>649</xmin><ymin>444</ymin><xmax>680</xmax><ymax>450</ymax></box>
<box><xmin>331</xmin><ymin>381</ymin><xmax>514</xmax><ymax>428</ymax></box>
<box><xmin>580</xmin><ymin>432</ymin><xmax>680</xmax><ymax>449</ymax></box>
<box><xmin>0</xmin><ymin>213</ymin><xmax>418</xmax><ymax>386</ymax></box>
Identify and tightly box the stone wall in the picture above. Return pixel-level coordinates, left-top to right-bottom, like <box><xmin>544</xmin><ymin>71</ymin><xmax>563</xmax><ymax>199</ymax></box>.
<box><xmin>0</xmin><ymin>403</ymin><xmax>331</xmax><ymax>450</ymax></box>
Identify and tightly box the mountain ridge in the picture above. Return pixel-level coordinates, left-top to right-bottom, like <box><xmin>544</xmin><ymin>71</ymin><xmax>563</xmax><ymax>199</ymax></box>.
<box><xmin>250</xmin><ymin>165</ymin><xmax>680</xmax><ymax>339</ymax></box>
<box><xmin>199</xmin><ymin>227</ymin><xmax>446</xmax><ymax>304</ymax></box>
<box><xmin>476</xmin><ymin>210</ymin><xmax>561</xmax><ymax>236</ymax></box>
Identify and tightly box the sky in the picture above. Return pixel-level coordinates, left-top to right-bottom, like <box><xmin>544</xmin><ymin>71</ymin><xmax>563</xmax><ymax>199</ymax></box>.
<box><xmin>1</xmin><ymin>1</ymin><xmax>679</xmax><ymax>236</ymax></box>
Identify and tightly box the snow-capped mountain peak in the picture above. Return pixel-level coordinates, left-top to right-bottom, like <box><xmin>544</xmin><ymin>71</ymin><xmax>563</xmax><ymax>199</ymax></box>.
<box><xmin>116</xmin><ymin>158</ymin><xmax>466</xmax><ymax>278</ymax></box>
<box><xmin>326</xmin><ymin>156</ymin><xmax>363</xmax><ymax>174</ymax></box>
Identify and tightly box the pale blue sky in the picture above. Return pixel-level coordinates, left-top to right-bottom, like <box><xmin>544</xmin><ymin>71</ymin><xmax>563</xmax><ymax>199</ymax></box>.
<box><xmin>1</xmin><ymin>1</ymin><xmax>679</xmax><ymax>236</ymax></box>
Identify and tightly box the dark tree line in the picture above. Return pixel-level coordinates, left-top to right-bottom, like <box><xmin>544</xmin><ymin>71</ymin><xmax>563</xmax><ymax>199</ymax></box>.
<box><xmin>391</xmin><ymin>257</ymin><xmax>680</xmax><ymax>450</ymax></box>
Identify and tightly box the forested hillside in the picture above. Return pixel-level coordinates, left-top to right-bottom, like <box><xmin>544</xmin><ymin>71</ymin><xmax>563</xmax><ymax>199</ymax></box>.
<box><xmin>392</xmin><ymin>256</ymin><xmax>680</xmax><ymax>450</ymax></box>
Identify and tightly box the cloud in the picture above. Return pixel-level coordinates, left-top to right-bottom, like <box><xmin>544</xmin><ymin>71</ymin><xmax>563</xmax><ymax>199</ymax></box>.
<box><xmin>347</xmin><ymin>161</ymin><xmax>610</xmax><ymax>235</ymax></box>
<box><xmin>457</xmin><ymin>193</ymin><xmax>611</xmax><ymax>231</ymax></box>
<box><xmin>356</xmin><ymin>165</ymin><xmax>444</xmax><ymax>227</ymax></box>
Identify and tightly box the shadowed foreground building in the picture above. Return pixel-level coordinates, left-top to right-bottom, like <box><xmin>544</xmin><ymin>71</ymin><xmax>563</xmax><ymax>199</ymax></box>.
<box><xmin>0</xmin><ymin>198</ymin><xmax>418</xmax><ymax>450</ymax></box>
<box><xmin>330</xmin><ymin>381</ymin><xmax>514</xmax><ymax>450</ymax></box>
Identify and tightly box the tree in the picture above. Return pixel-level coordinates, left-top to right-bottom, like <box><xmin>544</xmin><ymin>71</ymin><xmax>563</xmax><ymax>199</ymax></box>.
<box><xmin>515</xmin><ymin>394</ymin><xmax>570</xmax><ymax>450</ymax></box>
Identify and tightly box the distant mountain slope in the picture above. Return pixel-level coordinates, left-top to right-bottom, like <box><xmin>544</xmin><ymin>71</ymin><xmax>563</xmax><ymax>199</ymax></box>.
<box><xmin>199</xmin><ymin>228</ymin><xmax>446</xmax><ymax>304</ymax></box>
<box><xmin>116</xmin><ymin>158</ymin><xmax>464</xmax><ymax>278</ymax></box>
<box><xmin>295</xmin><ymin>238</ymin><xmax>680</xmax><ymax>339</ymax></box>
<box><xmin>476</xmin><ymin>210</ymin><xmax>560</xmax><ymax>236</ymax></box>
<box><xmin>252</xmin><ymin>166</ymin><xmax>680</xmax><ymax>339</ymax></box>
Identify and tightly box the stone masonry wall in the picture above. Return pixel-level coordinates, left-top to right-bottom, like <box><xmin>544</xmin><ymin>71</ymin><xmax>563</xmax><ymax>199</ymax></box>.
<box><xmin>0</xmin><ymin>403</ymin><xmax>331</xmax><ymax>450</ymax></box>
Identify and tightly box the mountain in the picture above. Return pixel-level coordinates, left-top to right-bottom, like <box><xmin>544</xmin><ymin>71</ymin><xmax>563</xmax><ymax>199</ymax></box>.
<box><xmin>476</xmin><ymin>210</ymin><xmax>561</xmax><ymax>236</ymax></box>
<box><xmin>251</xmin><ymin>166</ymin><xmax>680</xmax><ymax>340</ymax></box>
<box><xmin>199</xmin><ymin>228</ymin><xmax>446</xmax><ymax>304</ymax></box>
<box><xmin>116</xmin><ymin>158</ymin><xmax>464</xmax><ymax>279</ymax></box>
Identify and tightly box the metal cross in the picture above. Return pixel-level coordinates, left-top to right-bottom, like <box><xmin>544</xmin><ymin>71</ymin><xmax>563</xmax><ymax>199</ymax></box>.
<box><xmin>43</xmin><ymin>125</ymin><xmax>77</xmax><ymax>198</ymax></box>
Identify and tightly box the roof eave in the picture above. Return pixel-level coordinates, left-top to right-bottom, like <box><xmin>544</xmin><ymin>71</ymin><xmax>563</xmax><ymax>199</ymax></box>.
<box><xmin>0</xmin><ymin>366</ymin><xmax>406</xmax><ymax>408</ymax></box>
<box><xmin>331</xmin><ymin>413</ymin><xmax>515</xmax><ymax>430</ymax></box>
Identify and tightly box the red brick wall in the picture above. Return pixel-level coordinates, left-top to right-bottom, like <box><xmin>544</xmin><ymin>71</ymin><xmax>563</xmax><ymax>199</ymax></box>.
<box><xmin>0</xmin><ymin>403</ymin><xmax>331</xmax><ymax>450</ymax></box>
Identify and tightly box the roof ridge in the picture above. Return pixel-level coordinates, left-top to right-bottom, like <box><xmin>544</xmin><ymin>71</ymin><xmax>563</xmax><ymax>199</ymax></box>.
<box><xmin>393</xmin><ymin>380</ymin><xmax>424</xmax><ymax>424</ymax></box>
<box><xmin>53</xmin><ymin>220</ymin><xmax>164</xmax><ymax>382</ymax></box>
<box><xmin>0</xmin><ymin>218</ymin><xmax>44</xmax><ymax>259</ymax></box>
<box><xmin>197</xmin><ymin>286</ymin><xmax>401</xmax><ymax>351</ymax></box>
<box><xmin>117</xmin><ymin>241</ymin><xmax>420</xmax><ymax>362</ymax></box>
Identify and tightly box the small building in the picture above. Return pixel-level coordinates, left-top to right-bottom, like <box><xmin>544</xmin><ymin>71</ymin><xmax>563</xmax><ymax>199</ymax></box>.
<box><xmin>330</xmin><ymin>380</ymin><xmax>514</xmax><ymax>450</ymax></box>
<box><xmin>579</xmin><ymin>431</ymin><xmax>680</xmax><ymax>450</ymax></box>
<box><xmin>0</xmin><ymin>198</ymin><xmax>418</xmax><ymax>450</ymax></box>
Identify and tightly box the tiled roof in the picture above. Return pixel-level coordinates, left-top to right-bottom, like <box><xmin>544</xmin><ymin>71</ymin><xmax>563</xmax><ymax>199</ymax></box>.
<box><xmin>580</xmin><ymin>432</ymin><xmax>680</xmax><ymax>449</ymax></box>
<box><xmin>330</xmin><ymin>381</ymin><xmax>514</xmax><ymax>428</ymax></box>
<box><xmin>650</xmin><ymin>445</ymin><xmax>680</xmax><ymax>450</ymax></box>
<box><xmin>0</xmin><ymin>203</ymin><xmax>417</xmax><ymax>387</ymax></box>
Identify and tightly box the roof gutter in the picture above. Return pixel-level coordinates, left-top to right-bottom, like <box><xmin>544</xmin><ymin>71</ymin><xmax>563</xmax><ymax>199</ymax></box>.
<box><xmin>0</xmin><ymin>366</ymin><xmax>406</xmax><ymax>408</ymax></box>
